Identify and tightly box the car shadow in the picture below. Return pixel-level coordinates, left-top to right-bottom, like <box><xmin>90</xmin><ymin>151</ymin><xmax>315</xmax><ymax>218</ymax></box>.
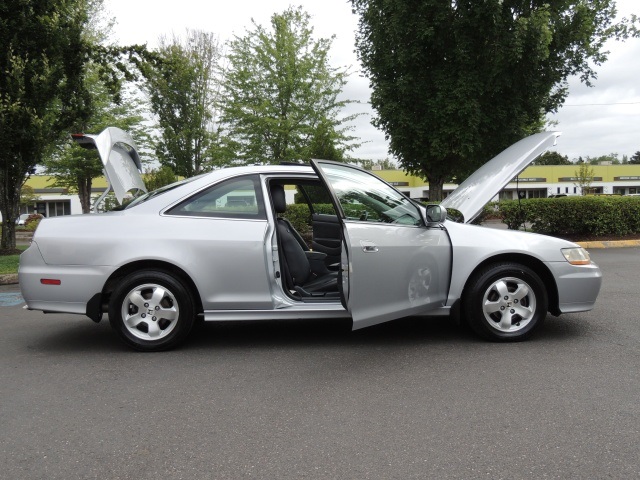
<box><xmin>26</xmin><ymin>314</ymin><xmax>584</xmax><ymax>354</ymax></box>
<box><xmin>187</xmin><ymin>316</ymin><xmax>475</xmax><ymax>351</ymax></box>
<box><xmin>25</xmin><ymin>320</ymin><xmax>129</xmax><ymax>354</ymax></box>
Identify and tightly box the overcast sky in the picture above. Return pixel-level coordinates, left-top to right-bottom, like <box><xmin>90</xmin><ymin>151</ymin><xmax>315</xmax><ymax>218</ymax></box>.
<box><xmin>107</xmin><ymin>0</ymin><xmax>640</xmax><ymax>162</ymax></box>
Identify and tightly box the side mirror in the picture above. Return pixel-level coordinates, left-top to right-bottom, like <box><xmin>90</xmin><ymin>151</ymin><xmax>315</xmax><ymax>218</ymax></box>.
<box><xmin>424</xmin><ymin>204</ymin><xmax>447</xmax><ymax>225</ymax></box>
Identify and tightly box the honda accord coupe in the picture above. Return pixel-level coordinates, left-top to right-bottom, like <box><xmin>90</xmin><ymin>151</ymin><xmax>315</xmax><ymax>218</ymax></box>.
<box><xmin>19</xmin><ymin>128</ymin><xmax>602</xmax><ymax>350</ymax></box>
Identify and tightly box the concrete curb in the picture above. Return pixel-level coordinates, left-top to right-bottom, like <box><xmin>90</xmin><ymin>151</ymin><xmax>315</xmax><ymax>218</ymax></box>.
<box><xmin>0</xmin><ymin>274</ymin><xmax>18</xmax><ymax>286</ymax></box>
<box><xmin>2</xmin><ymin>239</ymin><xmax>638</xmax><ymax>287</ymax></box>
<box><xmin>576</xmin><ymin>239</ymin><xmax>640</xmax><ymax>249</ymax></box>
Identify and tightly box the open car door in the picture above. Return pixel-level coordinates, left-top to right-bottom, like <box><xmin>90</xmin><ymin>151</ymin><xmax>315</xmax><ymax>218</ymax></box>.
<box><xmin>311</xmin><ymin>160</ymin><xmax>451</xmax><ymax>330</ymax></box>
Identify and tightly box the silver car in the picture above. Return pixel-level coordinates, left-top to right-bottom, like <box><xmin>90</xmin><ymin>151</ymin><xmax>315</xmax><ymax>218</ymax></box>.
<box><xmin>19</xmin><ymin>128</ymin><xmax>602</xmax><ymax>351</ymax></box>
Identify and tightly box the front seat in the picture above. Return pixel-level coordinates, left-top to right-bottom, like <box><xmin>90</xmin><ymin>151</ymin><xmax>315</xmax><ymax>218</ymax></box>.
<box><xmin>270</xmin><ymin>184</ymin><xmax>338</xmax><ymax>294</ymax></box>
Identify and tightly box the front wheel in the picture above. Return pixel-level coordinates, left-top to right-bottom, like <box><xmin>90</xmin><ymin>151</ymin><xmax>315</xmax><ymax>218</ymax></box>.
<box><xmin>109</xmin><ymin>270</ymin><xmax>195</xmax><ymax>351</ymax></box>
<box><xmin>463</xmin><ymin>262</ymin><xmax>548</xmax><ymax>341</ymax></box>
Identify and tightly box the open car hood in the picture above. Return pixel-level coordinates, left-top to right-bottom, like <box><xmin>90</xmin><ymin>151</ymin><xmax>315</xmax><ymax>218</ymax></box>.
<box><xmin>440</xmin><ymin>131</ymin><xmax>561</xmax><ymax>223</ymax></box>
<box><xmin>72</xmin><ymin>127</ymin><xmax>147</xmax><ymax>205</ymax></box>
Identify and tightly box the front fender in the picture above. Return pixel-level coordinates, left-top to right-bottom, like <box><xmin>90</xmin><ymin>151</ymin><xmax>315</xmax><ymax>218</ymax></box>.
<box><xmin>444</xmin><ymin>222</ymin><xmax>578</xmax><ymax>305</ymax></box>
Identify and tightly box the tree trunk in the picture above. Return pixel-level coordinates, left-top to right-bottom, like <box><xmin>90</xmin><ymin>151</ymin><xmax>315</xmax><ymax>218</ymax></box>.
<box><xmin>427</xmin><ymin>176</ymin><xmax>445</xmax><ymax>202</ymax></box>
<box><xmin>1</xmin><ymin>214</ymin><xmax>18</xmax><ymax>252</ymax></box>
<box><xmin>78</xmin><ymin>176</ymin><xmax>92</xmax><ymax>213</ymax></box>
<box><xmin>0</xmin><ymin>182</ymin><xmax>21</xmax><ymax>252</ymax></box>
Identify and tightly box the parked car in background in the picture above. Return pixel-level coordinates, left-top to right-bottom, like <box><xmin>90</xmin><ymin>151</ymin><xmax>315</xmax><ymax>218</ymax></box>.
<box><xmin>19</xmin><ymin>128</ymin><xmax>602</xmax><ymax>351</ymax></box>
<box><xmin>16</xmin><ymin>214</ymin><xmax>30</xmax><ymax>225</ymax></box>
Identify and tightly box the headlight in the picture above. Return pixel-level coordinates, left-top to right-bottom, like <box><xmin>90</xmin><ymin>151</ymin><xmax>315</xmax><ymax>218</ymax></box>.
<box><xmin>561</xmin><ymin>247</ymin><xmax>591</xmax><ymax>265</ymax></box>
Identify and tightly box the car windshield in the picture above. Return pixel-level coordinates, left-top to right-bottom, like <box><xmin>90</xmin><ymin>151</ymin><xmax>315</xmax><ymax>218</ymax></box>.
<box><xmin>112</xmin><ymin>175</ymin><xmax>204</xmax><ymax>211</ymax></box>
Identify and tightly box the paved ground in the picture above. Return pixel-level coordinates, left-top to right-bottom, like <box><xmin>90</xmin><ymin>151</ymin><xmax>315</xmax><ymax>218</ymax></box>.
<box><xmin>1</xmin><ymin>248</ymin><xmax>638</xmax><ymax>479</ymax></box>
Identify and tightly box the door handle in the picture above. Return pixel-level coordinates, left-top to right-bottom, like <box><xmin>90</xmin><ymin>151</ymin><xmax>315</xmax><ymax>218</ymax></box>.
<box><xmin>360</xmin><ymin>241</ymin><xmax>379</xmax><ymax>253</ymax></box>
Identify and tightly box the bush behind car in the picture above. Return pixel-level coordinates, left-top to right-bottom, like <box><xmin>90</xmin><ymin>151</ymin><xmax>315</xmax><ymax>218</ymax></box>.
<box><xmin>286</xmin><ymin>196</ymin><xmax>640</xmax><ymax>238</ymax></box>
<box><xmin>496</xmin><ymin>196</ymin><xmax>640</xmax><ymax>236</ymax></box>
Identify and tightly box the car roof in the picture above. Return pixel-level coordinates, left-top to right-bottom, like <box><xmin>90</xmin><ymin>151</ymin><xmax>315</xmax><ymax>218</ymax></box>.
<box><xmin>188</xmin><ymin>164</ymin><xmax>317</xmax><ymax>187</ymax></box>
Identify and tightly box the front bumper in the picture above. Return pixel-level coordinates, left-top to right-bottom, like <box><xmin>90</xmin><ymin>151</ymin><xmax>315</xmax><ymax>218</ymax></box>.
<box><xmin>545</xmin><ymin>260</ymin><xmax>602</xmax><ymax>313</ymax></box>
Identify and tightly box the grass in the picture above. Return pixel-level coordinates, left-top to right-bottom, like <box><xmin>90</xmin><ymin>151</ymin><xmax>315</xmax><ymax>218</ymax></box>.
<box><xmin>0</xmin><ymin>245</ymin><xmax>28</xmax><ymax>275</ymax></box>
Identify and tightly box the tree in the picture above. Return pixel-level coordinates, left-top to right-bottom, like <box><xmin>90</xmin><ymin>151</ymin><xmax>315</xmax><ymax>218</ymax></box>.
<box><xmin>222</xmin><ymin>7</ymin><xmax>359</xmax><ymax>164</ymax></box>
<box><xmin>357</xmin><ymin>158</ymin><xmax>397</xmax><ymax>170</ymax></box>
<box><xmin>19</xmin><ymin>185</ymin><xmax>40</xmax><ymax>212</ymax></box>
<box><xmin>39</xmin><ymin>0</ymin><xmax>153</xmax><ymax>215</ymax></box>
<box><xmin>43</xmin><ymin>84</ymin><xmax>151</xmax><ymax>213</ymax></box>
<box><xmin>0</xmin><ymin>0</ymin><xmax>91</xmax><ymax>252</ymax></box>
<box><xmin>533</xmin><ymin>151</ymin><xmax>571</xmax><ymax>165</ymax></box>
<box><xmin>142</xmin><ymin>30</ymin><xmax>225</xmax><ymax>177</ymax></box>
<box><xmin>0</xmin><ymin>0</ymin><xmax>151</xmax><ymax>252</ymax></box>
<box><xmin>575</xmin><ymin>163</ymin><xmax>596</xmax><ymax>195</ymax></box>
<box><xmin>585</xmin><ymin>153</ymin><xmax>619</xmax><ymax>165</ymax></box>
<box><xmin>143</xmin><ymin>166</ymin><xmax>178</xmax><ymax>192</ymax></box>
<box><xmin>351</xmin><ymin>0</ymin><xmax>637</xmax><ymax>200</ymax></box>
<box><xmin>630</xmin><ymin>151</ymin><xmax>640</xmax><ymax>164</ymax></box>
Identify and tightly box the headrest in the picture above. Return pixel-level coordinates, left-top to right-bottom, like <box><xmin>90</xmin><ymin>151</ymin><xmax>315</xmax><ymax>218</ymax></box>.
<box><xmin>271</xmin><ymin>184</ymin><xmax>286</xmax><ymax>214</ymax></box>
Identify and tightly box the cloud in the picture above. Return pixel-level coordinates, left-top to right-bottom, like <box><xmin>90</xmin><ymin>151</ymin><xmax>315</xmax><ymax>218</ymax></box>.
<box><xmin>548</xmin><ymin>36</ymin><xmax>640</xmax><ymax>160</ymax></box>
<box><xmin>107</xmin><ymin>0</ymin><xmax>640</xmax><ymax>162</ymax></box>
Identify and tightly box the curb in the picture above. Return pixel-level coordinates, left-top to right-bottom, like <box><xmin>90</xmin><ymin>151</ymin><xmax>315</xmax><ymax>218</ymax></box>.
<box><xmin>2</xmin><ymin>240</ymin><xmax>638</xmax><ymax>287</ymax></box>
<box><xmin>0</xmin><ymin>274</ymin><xmax>18</xmax><ymax>286</ymax></box>
<box><xmin>576</xmin><ymin>239</ymin><xmax>640</xmax><ymax>249</ymax></box>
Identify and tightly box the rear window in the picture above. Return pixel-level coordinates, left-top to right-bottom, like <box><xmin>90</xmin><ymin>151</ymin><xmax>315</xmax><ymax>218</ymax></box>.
<box><xmin>165</xmin><ymin>175</ymin><xmax>266</xmax><ymax>219</ymax></box>
<box><xmin>116</xmin><ymin>176</ymin><xmax>203</xmax><ymax>211</ymax></box>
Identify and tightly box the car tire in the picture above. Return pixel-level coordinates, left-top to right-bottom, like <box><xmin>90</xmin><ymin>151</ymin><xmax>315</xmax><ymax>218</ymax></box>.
<box><xmin>108</xmin><ymin>270</ymin><xmax>195</xmax><ymax>351</ymax></box>
<box><xmin>463</xmin><ymin>262</ymin><xmax>547</xmax><ymax>342</ymax></box>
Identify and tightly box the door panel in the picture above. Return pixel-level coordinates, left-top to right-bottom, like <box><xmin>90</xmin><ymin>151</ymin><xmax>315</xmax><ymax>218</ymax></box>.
<box><xmin>343</xmin><ymin>222</ymin><xmax>450</xmax><ymax>329</ymax></box>
<box><xmin>310</xmin><ymin>160</ymin><xmax>453</xmax><ymax>330</ymax></box>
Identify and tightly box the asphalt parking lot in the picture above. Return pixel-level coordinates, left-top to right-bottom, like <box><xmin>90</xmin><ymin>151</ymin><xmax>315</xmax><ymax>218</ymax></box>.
<box><xmin>1</xmin><ymin>248</ymin><xmax>638</xmax><ymax>479</ymax></box>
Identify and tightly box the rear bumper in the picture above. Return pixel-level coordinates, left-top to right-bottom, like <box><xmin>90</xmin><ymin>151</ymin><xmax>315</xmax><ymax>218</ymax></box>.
<box><xmin>19</xmin><ymin>242</ymin><xmax>111</xmax><ymax>317</ymax></box>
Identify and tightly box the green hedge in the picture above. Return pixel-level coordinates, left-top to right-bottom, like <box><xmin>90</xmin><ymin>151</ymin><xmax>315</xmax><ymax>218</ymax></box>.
<box><xmin>283</xmin><ymin>203</ymin><xmax>371</xmax><ymax>238</ymax></box>
<box><xmin>494</xmin><ymin>196</ymin><xmax>640</xmax><ymax>236</ymax></box>
<box><xmin>285</xmin><ymin>196</ymin><xmax>640</xmax><ymax>238</ymax></box>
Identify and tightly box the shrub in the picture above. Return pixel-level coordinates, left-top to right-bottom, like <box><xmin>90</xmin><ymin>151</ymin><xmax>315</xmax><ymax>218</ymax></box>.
<box><xmin>284</xmin><ymin>204</ymin><xmax>313</xmax><ymax>239</ymax></box>
<box><xmin>24</xmin><ymin>214</ymin><xmax>44</xmax><ymax>231</ymax></box>
<box><xmin>285</xmin><ymin>203</ymin><xmax>355</xmax><ymax>241</ymax></box>
<box><xmin>495</xmin><ymin>196</ymin><xmax>640</xmax><ymax>237</ymax></box>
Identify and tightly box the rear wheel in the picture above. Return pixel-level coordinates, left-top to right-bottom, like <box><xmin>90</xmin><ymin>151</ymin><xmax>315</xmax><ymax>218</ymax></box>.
<box><xmin>108</xmin><ymin>270</ymin><xmax>195</xmax><ymax>351</ymax></box>
<box><xmin>463</xmin><ymin>262</ymin><xmax>547</xmax><ymax>341</ymax></box>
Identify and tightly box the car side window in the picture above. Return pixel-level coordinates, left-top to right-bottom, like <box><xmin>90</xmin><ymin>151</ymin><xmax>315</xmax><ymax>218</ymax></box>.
<box><xmin>320</xmin><ymin>163</ymin><xmax>422</xmax><ymax>226</ymax></box>
<box><xmin>166</xmin><ymin>175</ymin><xmax>266</xmax><ymax>219</ymax></box>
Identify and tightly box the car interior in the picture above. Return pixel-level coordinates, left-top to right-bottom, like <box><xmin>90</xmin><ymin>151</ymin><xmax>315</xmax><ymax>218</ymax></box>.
<box><xmin>269</xmin><ymin>181</ymin><xmax>342</xmax><ymax>300</ymax></box>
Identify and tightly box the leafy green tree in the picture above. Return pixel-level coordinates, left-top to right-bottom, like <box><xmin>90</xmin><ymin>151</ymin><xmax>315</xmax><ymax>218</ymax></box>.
<box><xmin>0</xmin><ymin>0</ymin><xmax>151</xmax><ymax>252</ymax></box>
<box><xmin>357</xmin><ymin>158</ymin><xmax>397</xmax><ymax>170</ymax></box>
<box><xmin>19</xmin><ymin>185</ymin><xmax>40</xmax><ymax>212</ymax></box>
<box><xmin>575</xmin><ymin>163</ymin><xmax>596</xmax><ymax>195</ymax></box>
<box><xmin>0</xmin><ymin>0</ymin><xmax>90</xmax><ymax>252</ymax></box>
<box><xmin>43</xmin><ymin>83</ymin><xmax>151</xmax><ymax>213</ymax></box>
<box><xmin>40</xmin><ymin>0</ymin><xmax>152</xmax><ymax>214</ymax></box>
<box><xmin>142</xmin><ymin>30</ymin><xmax>225</xmax><ymax>177</ymax></box>
<box><xmin>630</xmin><ymin>151</ymin><xmax>640</xmax><ymax>164</ymax></box>
<box><xmin>586</xmin><ymin>153</ymin><xmax>619</xmax><ymax>165</ymax></box>
<box><xmin>222</xmin><ymin>7</ymin><xmax>359</xmax><ymax>164</ymax></box>
<box><xmin>533</xmin><ymin>151</ymin><xmax>571</xmax><ymax>165</ymax></box>
<box><xmin>351</xmin><ymin>0</ymin><xmax>638</xmax><ymax>200</ymax></box>
<box><xmin>143</xmin><ymin>166</ymin><xmax>178</xmax><ymax>192</ymax></box>
<box><xmin>308</xmin><ymin>119</ymin><xmax>350</xmax><ymax>161</ymax></box>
